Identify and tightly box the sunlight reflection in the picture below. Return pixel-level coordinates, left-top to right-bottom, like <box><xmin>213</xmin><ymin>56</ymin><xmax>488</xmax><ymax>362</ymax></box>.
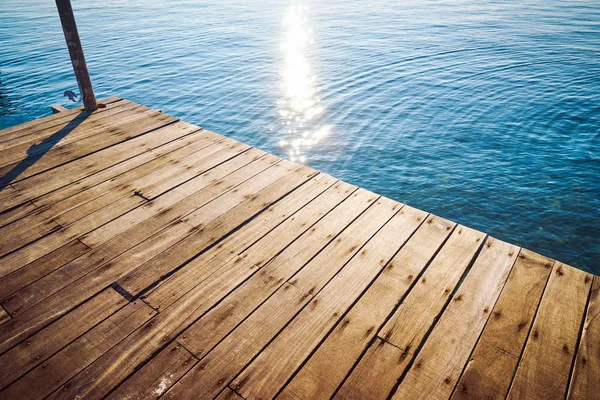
<box><xmin>277</xmin><ymin>5</ymin><xmax>330</xmax><ymax>164</ymax></box>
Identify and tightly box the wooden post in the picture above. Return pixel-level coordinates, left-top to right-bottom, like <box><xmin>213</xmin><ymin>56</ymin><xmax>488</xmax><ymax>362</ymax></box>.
<box><xmin>55</xmin><ymin>0</ymin><xmax>97</xmax><ymax>112</ymax></box>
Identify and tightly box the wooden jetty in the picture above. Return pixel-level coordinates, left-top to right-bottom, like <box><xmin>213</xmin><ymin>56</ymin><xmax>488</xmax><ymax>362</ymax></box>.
<box><xmin>0</xmin><ymin>98</ymin><xmax>597</xmax><ymax>399</ymax></box>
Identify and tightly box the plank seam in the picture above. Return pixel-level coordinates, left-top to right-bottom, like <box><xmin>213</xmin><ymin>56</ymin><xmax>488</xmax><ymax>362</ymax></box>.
<box><xmin>504</xmin><ymin>258</ymin><xmax>556</xmax><ymax>399</ymax></box>
<box><xmin>272</xmin><ymin>207</ymin><xmax>428</xmax><ymax>400</ymax></box>
<box><xmin>131</xmin><ymin>167</ymin><xmax>318</xmax><ymax>300</ymax></box>
<box><xmin>7</xmin><ymin>117</ymin><xmax>180</xmax><ymax>186</ymax></box>
<box><xmin>218</xmin><ymin>197</ymin><xmax>407</xmax><ymax>395</ymax></box>
<box><xmin>563</xmin><ymin>275</ymin><xmax>595</xmax><ymax>400</ymax></box>
<box><xmin>0</xmin><ymin>288</ymin><xmax>129</xmax><ymax>389</ymax></box>
<box><xmin>25</xmin><ymin>127</ymin><xmax>204</xmax><ymax>208</ymax></box>
<box><xmin>329</xmin><ymin>221</ymin><xmax>460</xmax><ymax>400</ymax></box>
<box><xmin>383</xmin><ymin>233</ymin><xmax>489</xmax><ymax>400</ymax></box>
<box><xmin>109</xmin><ymin>282</ymin><xmax>136</xmax><ymax>302</ymax></box>
<box><xmin>448</xmin><ymin>244</ymin><xmax>522</xmax><ymax>398</ymax></box>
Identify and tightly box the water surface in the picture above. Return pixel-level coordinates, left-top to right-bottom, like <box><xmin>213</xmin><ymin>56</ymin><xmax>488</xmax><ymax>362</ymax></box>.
<box><xmin>1</xmin><ymin>0</ymin><xmax>599</xmax><ymax>272</ymax></box>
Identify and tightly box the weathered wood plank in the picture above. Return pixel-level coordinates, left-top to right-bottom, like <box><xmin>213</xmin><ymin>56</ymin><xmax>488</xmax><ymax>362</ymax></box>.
<box><xmin>0</xmin><ymin>111</ymin><xmax>176</xmax><ymax>182</ymax></box>
<box><xmin>507</xmin><ymin>262</ymin><xmax>592</xmax><ymax>400</ymax></box>
<box><xmin>0</xmin><ymin>127</ymin><xmax>220</xmax><ymax>236</ymax></box>
<box><xmin>108</xmin><ymin>180</ymin><xmax>355</xmax><ymax>396</ymax></box>
<box><xmin>282</xmin><ymin>215</ymin><xmax>455</xmax><ymax>400</ymax></box>
<box><xmin>175</xmin><ymin>183</ymin><xmax>371</xmax><ymax>357</ymax></box>
<box><xmin>117</xmin><ymin>161</ymin><xmax>318</xmax><ymax>296</ymax></box>
<box><xmin>2</xmin><ymin>149</ymin><xmax>266</xmax><ymax>315</ymax></box>
<box><xmin>0</xmin><ymin>240</ymin><xmax>90</xmax><ymax>302</ymax></box>
<box><xmin>0</xmin><ymin>159</ymin><xmax>314</xmax><ymax>354</ymax></box>
<box><xmin>0</xmin><ymin>288</ymin><xmax>127</xmax><ymax>390</ymax></box>
<box><xmin>0</xmin><ymin>97</ymin><xmax>125</xmax><ymax>140</ymax></box>
<box><xmin>336</xmin><ymin>225</ymin><xmax>485</xmax><ymax>399</ymax></box>
<box><xmin>34</xmin><ymin>176</ymin><xmax>339</xmax><ymax>400</ymax></box>
<box><xmin>2</xmin><ymin>121</ymin><xmax>201</xmax><ymax>212</ymax></box>
<box><xmin>29</xmin><ymin>127</ymin><xmax>217</xmax><ymax>209</ymax></box>
<box><xmin>232</xmin><ymin>204</ymin><xmax>425</xmax><ymax>399</ymax></box>
<box><xmin>142</xmin><ymin>173</ymin><xmax>339</xmax><ymax>310</ymax></box>
<box><xmin>568</xmin><ymin>275</ymin><xmax>600</xmax><ymax>400</ymax></box>
<box><xmin>391</xmin><ymin>237</ymin><xmax>519</xmax><ymax>400</ymax></box>
<box><xmin>164</xmin><ymin>195</ymin><xmax>396</xmax><ymax>399</ymax></box>
<box><xmin>0</xmin><ymin>102</ymin><xmax>142</xmax><ymax>157</ymax></box>
<box><xmin>1</xmin><ymin>300</ymin><xmax>156</xmax><ymax>400</ymax></box>
<box><xmin>452</xmin><ymin>249</ymin><xmax>553</xmax><ymax>400</ymax></box>
<box><xmin>105</xmin><ymin>342</ymin><xmax>198</xmax><ymax>400</ymax></box>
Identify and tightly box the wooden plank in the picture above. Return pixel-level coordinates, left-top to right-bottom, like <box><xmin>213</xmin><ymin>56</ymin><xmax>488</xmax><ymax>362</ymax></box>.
<box><xmin>0</xmin><ymin>158</ymin><xmax>311</xmax><ymax>353</ymax></box>
<box><xmin>30</xmin><ymin>128</ymin><xmax>220</xmax><ymax>209</ymax></box>
<box><xmin>173</xmin><ymin>181</ymin><xmax>370</xmax><ymax>356</ymax></box>
<box><xmin>281</xmin><ymin>215</ymin><xmax>455</xmax><ymax>400</ymax></box>
<box><xmin>0</xmin><ymin>131</ymin><xmax>231</xmax><ymax>277</ymax></box>
<box><xmin>48</xmin><ymin>138</ymin><xmax>236</xmax><ymax>227</ymax></box>
<box><xmin>142</xmin><ymin>173</ymin><xmax>339</xmax><ymax>310</ymax></box>
<box><xmin>0</xmin><ymin>218</ymin><xmax>62</xmax><ymax>256</ymax></box>
<box><xmin>391</xmin><ymin>237</ymin><xmax>519</xmax><ymax>400</ymax></box>
<box><xmin>79</xmin><ymin>146</ymin><xmax>265</xmax><ymax>248</ymax></box>
<box><xmin>1</xmin><ymin>300</ymin><xmax>156</xmax><ymax>400</ymax></box>
<box><xmin>232</xmin><ymin>204</ymin><xmax>425</xmax><ymax>399</ymax></box>
<box><xmin>336</xmin><ymin>225</ymin><xmax>485</xmax><ymax>399</ymax></box>
<box><xmin>105</xmin><ymin>342</ymin><xmax>198</xmax><ymax>400</ymax></box>
<box><xmin>0</xmin><ymin>288</ymin><xmax>127</xmax><ymax>390</ymax></box>
<box><xmin>2</xmin><ymin>130</ymin><xmax>224</xmax><ymax>234</ymax></box>
<box><xmin>0</xmin><ymin>111</ymin><xmax>176</xmax><ymax>182</ymax></box>
<box><xmin>26</xmin><ymin>176</ymin><xmax>339</xmax><ymax>400</ymax></box>
<box><xmin>0</xmin><ymin>98</ymin><xmax>125</xmax><ymax>140</ymax></box>
<box><xmin>0</xmin><ymin>200</ymin><xmax>38</xmax><ymax>228</ymax></box>
<box><xmin>452</xmin><ymin>249</ymin><xmax>554</xmax><ymax>400</ymax></box>
<box><xmin>3</xmin><ymin>149</ymin><xmax>267</xmax><ymax>314</ymax></box>
<box><xmin>568</xmin><ymin>275</ymin><xmax>600</xmax><ymax>399</ymax></box>
<box><xmin>108</xmin><ymin>180</ymin><xmax>355</xmax><ymax>396</ymax></box>
<box><xmin>507</xmin><ymin>262</ymin><xmax>592</xmax><ymax>400</ymax></box>
<box><xmin>0</xmin><ymin>240</ymin><xmax>90</xmax><ymax>302</ymax></box>
<box><xmin>117</xmin><ymin>161</ymin><xmax>317</xmax><ymax>296</ymax></box>
<box><xmin>0</xmin><ymin>102</ymin><xmax>142</xmax><ymax>155</ymax></box>
<box><xmin>2</xmin><ymin>121</ymin><xmax>201</xmax><ymax>212</ymax></box>
<box><xmin>50</xmin><ymin>104</ymin><xmax>68</xmax><ymax>114</ymax></box>
<box><xmin>163</xmin><ymin>194</ymin><xmax>397</xmax><ymax>400</ymax></box>
<box><xmin>0</xmin><ymin>193</ymin><xmax>146</xmax><ymax>280</ymax></box>
<box><xmin>381</xmin><ymin>226</ymin><xmax>485</xmax><ymax>351</ymax></box>
<box><xmin>37</xmin><ymin>189</ymin><xmax>379</xmax><ymax>400</ymax></box>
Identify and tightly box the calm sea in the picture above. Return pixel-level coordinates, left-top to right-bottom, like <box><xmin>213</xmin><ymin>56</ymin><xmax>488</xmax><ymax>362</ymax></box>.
<box><xmin>1</xmin><ymin>0</ymin><xmax>599</xmax><ymax>273</ymax></box>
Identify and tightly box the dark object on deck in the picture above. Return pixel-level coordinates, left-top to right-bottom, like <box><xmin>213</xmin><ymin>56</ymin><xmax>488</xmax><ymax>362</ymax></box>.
<box><xmin>55</xmin><ymin>0</ymin><xmax>97</xmax><ymax>112</ymax></box>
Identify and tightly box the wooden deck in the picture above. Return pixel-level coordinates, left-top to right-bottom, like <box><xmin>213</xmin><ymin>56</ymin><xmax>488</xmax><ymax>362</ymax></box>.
<box><xmin>0</xmin><ymin>97</ymin><xmax>597</xmax><ymax>400</ymax></box>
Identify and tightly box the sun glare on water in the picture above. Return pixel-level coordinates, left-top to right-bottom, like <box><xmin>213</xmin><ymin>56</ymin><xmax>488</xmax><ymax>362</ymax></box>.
<box><xmin>277</xmin><ymin>5</ymin><xmax>331</xmax><ymax>164</ymax></box>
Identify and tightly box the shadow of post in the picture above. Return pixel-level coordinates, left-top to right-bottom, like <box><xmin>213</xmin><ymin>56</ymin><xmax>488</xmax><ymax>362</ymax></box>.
<box><xmin>0</xmin><ymin>111</ymin><xmax>90</xmax><ymax>192</ymax></box>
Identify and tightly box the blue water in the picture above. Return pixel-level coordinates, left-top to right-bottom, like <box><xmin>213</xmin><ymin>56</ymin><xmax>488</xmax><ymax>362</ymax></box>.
<box><xmin>1</xmin><ymin>0</ymin><xmax>599</xmax><ymax>273</ymax></box>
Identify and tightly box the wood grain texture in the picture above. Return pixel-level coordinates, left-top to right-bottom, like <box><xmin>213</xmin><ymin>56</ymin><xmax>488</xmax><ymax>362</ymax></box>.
<box><xmin>507</xmin><ymin>262</ymin><xmax>592</xmax><ymax>400</ymax></box>
<box><xmin>568</xmin><ymin>275</ymin><xmax>600</xmax><ymax>400</ymax></box>
<box><xmin>452</xmin><ymin>249</ymin><xmax>553</xmax><ymax>400</ymax></box>
<box><xmin>283</xmin><ymin>215</ymin><xmax>454</xmax><ymax>400</ymax></box>
<box><xmin>391</xmin><ymin>237</ymin><xmax>519</xmax><ymax>400</ymax></box>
